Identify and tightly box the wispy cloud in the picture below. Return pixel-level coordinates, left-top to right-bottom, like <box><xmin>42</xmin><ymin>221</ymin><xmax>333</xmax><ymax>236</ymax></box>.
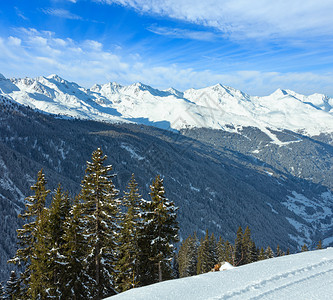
<box><xmin>147</xmin><ymin>25</ymin><xmax>219</xmax><ymax>41</ymax></box>
<box><xmin>99</xmin><ymin>0</ymin><xmax>333</xmax><ymax>42</ymax></box>
<box><xmin>15</xmin><ymin>7</ymin><xmax>29</xmax><ymax>21</ymax></box>
<box><xmin>42</xmin><ymin>8</ymin><xmax>82</xmax><ymax>20</ymax></box>
<box><xmin>1</xmin><ymin>27</ymin><xmax>333</xmax><ymax>96</ymax></box>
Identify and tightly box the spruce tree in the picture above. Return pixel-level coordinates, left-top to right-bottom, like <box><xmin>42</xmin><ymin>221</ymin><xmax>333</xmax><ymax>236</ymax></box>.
<box><xmin>29</xmin><ymin>205</ymin><xmax>51</xmax><ymax>299</ymax></box>
<box><xmin>276</xmin><ymin>245</ymin><xmax>284</xmax><ymax>257</ymax></box>
<box><xmin>178</xmin><ymin>233</ymin><xmax>198</xmax><ymax>278</ymax></box>
<box><xmin>79</xmin><ymin>148</ymin><xmax>120</xmax><ymax>299</ymax></box>
<box><xmin>242</xmin><ymin>226</ymin><xmax>252</xmax><ymax>264</ymax></box>
<box><xmin>4</xmin><ymin>271</ymin><xmax>20</xmax><ymax>300</ymax></box>
<box><xmin>208</xmin><ymin>233</ymin><xmax>218</xmax><ymax>267</ymax></box>
<box><xmin>61</xmin><ymin>197</ymin><xmax>92</xmax><ymax>300</ymax></box>
<box><xmin>117</xmin><ymin>174</ymin><xmax>143</xmax><ymax>292</ymax></box>
<box><xmin>265</xmin><ymin>246</ymin><xmax>274</xmax><ymax>259</ymax></box>
<box><xmin>301</xmin><ymin>244</ymin><xmax>308</xmax><ymax>252</ymax></box>
<box><xmin>258</xmin><ymin>247</ymin><xmax>266</xmax><ymax>260</ymax></box>
<box><xmin>234</xmin><ymin>226</ymin><xmax>244</xmax><ymax>266</ymax></box>
<box><xmin>45</xmin><ymin>185</ymin><xmax>71</xmax><ymax>298</ymax></box>
<box><xmin>216</xmin><ymin>236</ymin><xmax>225</xmax><ymax>263</ymax></box>
<box><xmin>8</xmin><ymin>169</ymin><xmax>50</xmax><ymax>298</ymax></box>
<box><xmin>138</xmin><ymin>175</ymin><xmax>179</xmax><ymax>285</ymax></box>
<box><xmin>316</xmin><ymin>240</ymin><xmax>323</xmax><ymax>250</ymax></box>
<box><xmin>248</xmin><ymin>240</ymin><xmax>258</xmax><ymax>263</ymax></box>
<box><xmin>196</xmin><ymin>230</ymin><xmax>216</xmax><ymax>274</ymax></box>
<box><xmin>223</xmin><ymin>240</ymin><xmax>234</xmax><ymax>265</ymax></box>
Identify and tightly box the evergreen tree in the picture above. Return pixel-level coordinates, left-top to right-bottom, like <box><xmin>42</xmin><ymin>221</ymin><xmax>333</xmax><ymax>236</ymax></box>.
<box><xmin>178</xmin><ymin>233</ymin><xmax>198</xmax><ymax>278</ymax></box>
<box><xmin>45</xmin><ymin>185</ymin><xmax>71</xmax><ymax>298</ymax></box>
<box><xmin>117</xmin><ymin>174</ymin><xmax>143</xmax><ymax>292</ymax></box>
<box><xmin>4</xmin><ymin>271</ymin><xmax>20</xmax><ymax>300</ymax></box>
<box><xmin>223</xmin><ymin>240</ymin><xmax>234</xmax><ymax>265</ymax></box>
<box><xmin>29</xmin><ymin>205</ymin><xmax>51</xmax><ymax>299</ymax></box>
<box><xmin>79</xmin><ymin>148</ymin><xmax>120</xmax><ymax>299</ymax></box>
<box><xmin>265</xmin><ymin>246</ymin><xmax>274</xmax><ymax>259</ymax></box>
<box><xmin>216</xmin><ymin>236</ymin><xmax>224</xmax><ymax>263</ymax></box>
<box><xmin>196</xmin><ymin>230</ymin><xmax>217</xmax><ymax>274</ymax></box>
<box><xmin>276</xmin><ymin>245</ymin><xmax>284</xmax><ymax>257</ymax></box>
<box><xmin>8</xmin><ymin>169</ymin><xmax>50</xmax><ymax>298</ymax></box>
<box><xmin>234</xmin><ymin>226</ymin><xmax>244</xmax><ymax>266</ymax></box>
<box><xmin>316</xmin><ymin>240</ymin><xmax>323</xmax><ymax>250</ymax></box>
<box><xmin>61</xmin><ymin>197</ymin><xmax>92</xmax><ymax>300</ymax></box>
<box><xmin>138</xmin><ymin>175</ymin><xmax>179</xmax><ymax>285</ymax></box>
<box><xmin>301</xmin><ymin>244</ymin><xmax>308</xmax><ymax>252</ymax></box>
<box><xmin>209</xmin><ymin>233</ymin><xmax>218</xmax><ymax>267</ymax></box>
<box><xmin>248</xmin><ymin>240</ymin><xmax>258</xmax><ymax>263</ymax></box>
<box><xmin>258</xmin><ymin>247</ymin><xmax>266</xmax><ymax>260</ymax></box>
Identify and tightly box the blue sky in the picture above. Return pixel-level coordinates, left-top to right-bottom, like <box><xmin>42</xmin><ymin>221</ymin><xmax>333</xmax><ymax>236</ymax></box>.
<box><xmin>0</xmin><ymin>0</ymin><xmax>333</xmax><ymax>96</ymax></box>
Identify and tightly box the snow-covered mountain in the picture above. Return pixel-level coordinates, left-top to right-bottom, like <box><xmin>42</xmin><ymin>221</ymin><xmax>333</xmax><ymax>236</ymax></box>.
<box><xmin>107</xmin><ymin>248</ymin><xmax>333</xmax><ymax>300</ymax></box>
<box><xmin>1</xmin><ymin>74</ymin><xmax>332</xmax><ymax>139</ymax></box>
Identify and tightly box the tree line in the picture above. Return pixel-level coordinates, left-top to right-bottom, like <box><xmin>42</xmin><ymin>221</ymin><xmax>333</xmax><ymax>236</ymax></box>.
<box><xmin>3</xmin><ymin>148</ymin><xmax>178</xmax><ymax>299</ymax></box>
<box><xmin>0</xmin><ymin>148</ymin><xmax>324</xmax><ymax>299</ymax></box>
<box><xmin>177</xmin><ymin>226</ymin><xmax>323</xmax><ymax>278</ymax></box>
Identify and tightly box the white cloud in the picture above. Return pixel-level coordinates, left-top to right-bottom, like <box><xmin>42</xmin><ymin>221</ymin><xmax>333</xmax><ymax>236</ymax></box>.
<box><xmin>147</xmin><ymin>25</ymin><xmax>219</xmax><ymax>41</ymax></box>
<box><xmin>8</xmin><ymin>36</ymin><xmax>21</xmax><ymax>46</ymax></box>
<box><xmin>42</xmin><ymin>8</ymin><xmax>82</xmax><ymax>20</ymax></box>
<box><xmin>1</xmin><ymin>28</ymin><xmax>333</xmax><ymax>97</ymax></box>
<box><xmin>99</xmin><ymin>0</ymin><xmax>333</xmax><ymax>41</ymax></box>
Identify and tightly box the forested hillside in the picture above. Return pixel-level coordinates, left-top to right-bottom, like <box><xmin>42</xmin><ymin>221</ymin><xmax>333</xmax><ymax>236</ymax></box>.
<box><xmin>0</xmin><ymin>95</ymin><xmax>332</xmax><ymax>283</ymax></box>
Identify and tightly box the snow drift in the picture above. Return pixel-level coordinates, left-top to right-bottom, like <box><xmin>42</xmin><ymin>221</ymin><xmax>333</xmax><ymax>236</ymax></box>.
<box><xmin>106</xmin><ymin>248</ymin><xmax>333</xmax><ymax>300</ymax></box>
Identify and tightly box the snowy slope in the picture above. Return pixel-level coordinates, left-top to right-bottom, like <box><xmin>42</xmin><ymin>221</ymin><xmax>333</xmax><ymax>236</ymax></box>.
<box><xmin>1</xmin><ymin>74</ymin><xmax>333</xmax><ymax>138</ymax></box>
<box><xmin>106</xmin><ymin>248</ymin><xmax>333</xmax><ymax>300</ymax></box>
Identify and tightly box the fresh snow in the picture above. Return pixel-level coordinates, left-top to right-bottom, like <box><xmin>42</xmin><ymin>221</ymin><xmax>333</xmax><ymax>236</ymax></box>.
<box><xmin>282</xmin><ymin>191</ymin><xmax>333</xmax><ymax>247</ymax></box>
<box><xmin>1</xmin><ymin>75</ymin><xmax>333</xmax><ymax>140</ymax></box>
<box><xmin>106</xmin><ymin>248</ymin><xmax>333</xmax><ymax>300</ymax></box>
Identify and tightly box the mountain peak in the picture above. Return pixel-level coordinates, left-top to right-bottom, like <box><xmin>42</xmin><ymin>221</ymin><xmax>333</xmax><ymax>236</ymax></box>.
<box><xmin>0</xmin><ymin>73</ymin><xmax>6</xmax><ymax>80</ymax></box>
<box><xmin>46</xmin><ymin>74</ymin><xmax>65</xmax><ymax>82</ymax></box>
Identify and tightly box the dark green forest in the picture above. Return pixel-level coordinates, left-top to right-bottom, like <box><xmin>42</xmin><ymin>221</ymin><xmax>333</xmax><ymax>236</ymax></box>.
<box><xmin>1</xmin><ymin>148</ymin><xmax>320</xmax><ymax>300</ymax></box>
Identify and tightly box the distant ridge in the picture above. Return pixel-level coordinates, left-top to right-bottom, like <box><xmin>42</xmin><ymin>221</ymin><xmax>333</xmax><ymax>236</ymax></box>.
<box><xmin>0</xmin><ymin>74</ymin><xmax>332</xmax><ymax>139</ymax></box>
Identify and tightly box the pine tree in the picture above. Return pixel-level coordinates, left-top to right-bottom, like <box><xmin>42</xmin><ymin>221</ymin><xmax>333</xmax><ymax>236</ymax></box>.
<box><xmin>8</xmin><ymin>169</ymin><xmax>50</xmax><ymax>298</ymax></box>
<box><xmin>196</xmin><ymin>230</ymin><xmax>216</xmax><ymax>274</ymax></box>
<box><xmin>138</xmin><ymin>175</ymin><xmax>179</xmax><ymax>285</ymax></box>
<box><xmin>265</xmin><ymin>246</ymin><xmax>274</xmax><ymax>259</ymax></box>
<box><xmin>29</xmin><ymin>205</ymin><xmax>51</xmax><ymax>299</ymax></box>
<box><xmin>276</xmin><ymin>245</ymin><xmax>284</xmax><ymax>257</ymax></box>
<box><xmin>209</xmin><ymin>233</ymin><xmax>218</xmax><ymax>268</ymax></box>
<box><xmin>258</xmin><ymin>247</ymin><xmax>266</xmax><ymax>260</ymax></box>
<box><xmin>234</xmin><ymin>226</ymin><xmax>244</xmax><ymax>266</ymax></box>
<box><xmin>61</xmin><ymin>197</ymin><xmax>92</xmax><ymax>300</ymax></box>
<box><xmin>216</xmin><ymin>236</ymin><xmax>225</xmax><ymax>263</ymax></box>
<box><xmin>117</xmin><ymin>174</ymin><xmax>143</xmax><ymax>292</ymax></box>
<box><xmin>301</xmin><ymin>244</ymin><xmax>308</xmax><ymax>252</ymax></box>
<box><xmin>4</xmin><ymin>271</ymin><xmax>20</xmax><ymax>300</ymax></box>
<box><xmin>223</xmin><ymin>240</ymin><xmax>234</xmax><ymax>265</ymax></box>
<box><xmin>316</xmin><ymin>240</ymin><xmax>323</xmax><ymax>250</ymax></box>
<box><xmin>248</xmin><ymin>240</ymin><xmax>258</xmax><ymax>263</ymax></box>
<box><xmin>45</xmin><ymin>185</ymin><xmax>71</xmax><ymax>298</ymax></box>
<box><xmin>178</xmin><ymin>233</ymin><xmax>198</xmax><ymax>278</ymax></box>
<box><xmin>79</xmin><ymin>148</ymin><xmax>120</xmax><ymax>299</ymax></box>
<box><xmin>242</xmin><ymin>226</ymin><xmax>253</xmax><ymax>264</ymax></box>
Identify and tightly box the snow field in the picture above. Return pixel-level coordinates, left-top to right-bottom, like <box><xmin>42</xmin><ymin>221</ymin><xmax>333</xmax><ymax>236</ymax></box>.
<box><xmin>106</xmin><ymin>248</ymin><xmax>333</xmax><ymax>300</ymax></box>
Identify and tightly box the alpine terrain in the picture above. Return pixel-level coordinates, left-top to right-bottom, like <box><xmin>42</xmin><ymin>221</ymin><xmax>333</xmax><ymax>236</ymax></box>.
<box><xmin>0</xmin><ymin>73</ymin><xmax>332</xmax><ymax>282</ymax></box>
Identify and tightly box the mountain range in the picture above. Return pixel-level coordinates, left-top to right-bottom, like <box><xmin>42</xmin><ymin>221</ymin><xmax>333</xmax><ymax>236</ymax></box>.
<box><xmin>0</xmin><ymin>74</ymin><xmax>332</xmax><ymax>282</ymax></box>
<box><xmin>1</xmin><ymin>73</ymin><xmax>332</xmax><ymax>139</ymax></box>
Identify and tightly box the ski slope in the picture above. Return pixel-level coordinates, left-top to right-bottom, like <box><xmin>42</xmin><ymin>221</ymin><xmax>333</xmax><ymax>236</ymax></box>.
<box><xmin>106</xmin><ymin>248</ymin><xmax>333</xmax><ymax>300</ymax></box>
